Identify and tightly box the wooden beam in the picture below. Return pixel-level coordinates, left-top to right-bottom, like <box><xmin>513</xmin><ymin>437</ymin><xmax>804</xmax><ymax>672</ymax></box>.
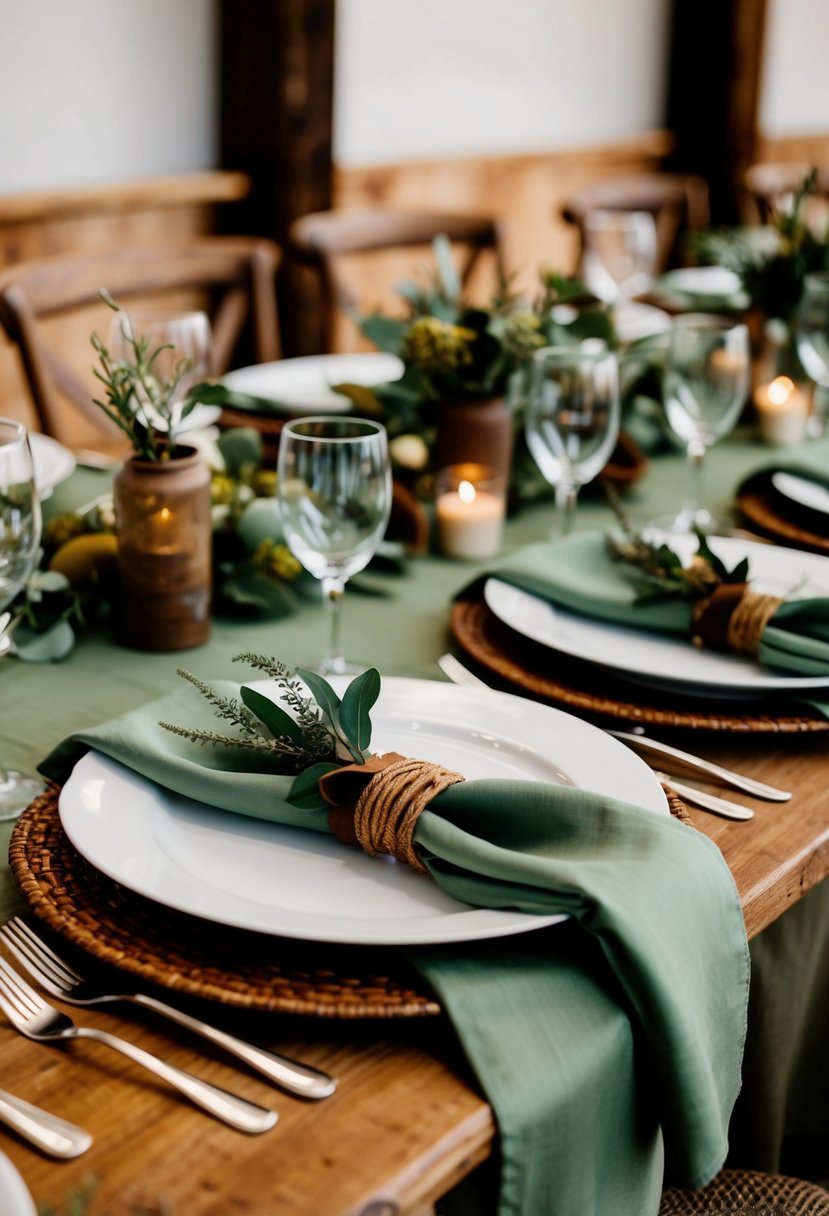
<box><xmin>667</xmin><ymin>0</ymin><xmax>768</xmax><ymax>223</ymax></box>
<box><xmin>219</xmin><ymin>0</ymin><xmax>335</xmax><ymax>356</ymax></box>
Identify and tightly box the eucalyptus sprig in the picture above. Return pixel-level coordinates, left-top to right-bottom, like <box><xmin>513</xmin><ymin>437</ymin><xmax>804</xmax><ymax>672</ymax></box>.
<box><xmin>160</xmin><ymin>656</ymin><xmax>382</xmax><ymax>812</ymax></box>
<box><xmin>90</xmin><ymin>291</ymin><xmax>197</xmax><ymax>461</ymax></box>
<box><xmin>605</xmin><ymin>492</ymin><xmax>748</xmax><ymax>606</ymax></box>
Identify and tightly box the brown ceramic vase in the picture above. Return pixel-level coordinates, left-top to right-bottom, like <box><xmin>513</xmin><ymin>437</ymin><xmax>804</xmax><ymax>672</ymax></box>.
<box><xmin>433</xmin><ymin>397</ymin><xmax>514</xmax><ymax>481</ymax></box>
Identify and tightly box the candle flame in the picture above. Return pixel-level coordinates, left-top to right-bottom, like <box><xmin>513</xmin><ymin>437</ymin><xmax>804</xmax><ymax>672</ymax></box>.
<box><xmin>458</xmin><ymin>480</ymin><xmax>476</xmax><ymax>504</ymax></box>
<box><xmin>768</xmin><ymin>376</ymin><xmax>794</xmax><ymax>406</ymax></box>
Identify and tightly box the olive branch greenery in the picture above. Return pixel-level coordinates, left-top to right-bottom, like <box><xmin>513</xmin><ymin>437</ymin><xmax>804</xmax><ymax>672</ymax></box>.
<box><xmin>90</xmin><ymin>291</ymin><xmax>198</xmax><ymax>461</ymax></box>
<box><xmin>159</xmin><ymin>655</ymin><xmax>382</xmax><ymax>813</ymax></box>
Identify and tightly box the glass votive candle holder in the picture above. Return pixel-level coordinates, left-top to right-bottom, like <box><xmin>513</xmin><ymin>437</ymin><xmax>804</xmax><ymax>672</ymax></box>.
<box><xmin>434</xmin><ymin>463</ymin><xmax>506</xmax><ymax>559</ymax></box>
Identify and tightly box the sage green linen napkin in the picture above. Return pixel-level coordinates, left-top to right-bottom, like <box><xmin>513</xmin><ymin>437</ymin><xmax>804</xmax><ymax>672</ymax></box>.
<box><xmin>41</xmin><ymin>684</ymin><xmax>749</xmax><ymax>1216</ymax></box>
<box><xmin>475</xmin><ymin>531</ymin><xmax>829</xmax><ymax>682</ymax></box>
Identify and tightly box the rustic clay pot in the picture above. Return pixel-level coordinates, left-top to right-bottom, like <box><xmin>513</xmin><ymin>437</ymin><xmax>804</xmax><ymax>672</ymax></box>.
<box><xmin>113</xmin><ymin>445</ymin><xmax>212</xmax><ymax>651</ymax></box>
<box><xmin>433</xmin><ymin>397</ymin><xmax>514</xmax><ymax>482</ymax></box>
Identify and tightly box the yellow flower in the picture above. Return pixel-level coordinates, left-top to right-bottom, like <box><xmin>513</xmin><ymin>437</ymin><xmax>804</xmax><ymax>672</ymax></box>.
<box><xmin>43</xmin><ymin>512</ymin><xmax>89</xmax><ymax>550</ymax></box>
<box><xmin>502</xmin><ymin>311</ymin><xmax>545</xmax><ymax>360</ymax></box>
<box><xmin>252</xmin><ymin>539</ymin><xmax>302</xmax><ymax>582</ymax></box>
<box><xmin>402</xmin><ymin>316</ymin><xmax>476</xmax><ymax>374</ymax></box>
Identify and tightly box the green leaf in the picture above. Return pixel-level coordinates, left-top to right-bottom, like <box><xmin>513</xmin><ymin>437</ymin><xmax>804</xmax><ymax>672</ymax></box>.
<box><xmin>433</xmin><ymin>233</ymin><xmax>461</xmax><ymax>301</ymax></box>
<box><xmin>240</xmin><ymin>685</ymin><xmax>306</xmax><ymax>744</ymax></box>
<box><xmin>12</xmin><ymin>620</ymin><xmax>75</xmax><ymax>662</ymax></box>
<box><xmin>338</xmin><ymin>668</ymin><xmax>380</xmax><ymax>757</ymax></box>
<box><xmin>216</xmin><ymin>567</ymin><xmax>298</xmax><ymax>618</ymax></box>
<box><xmin>287</xmin><ymin>761</ymin><xmax>341</xmax><ymax>810</ymax></box>
<box><xmin>296</xmin><ymin>668</ymin><xmax>342</xmax><ymax>725</ymax></box>
<box><xmin>360</xmin><ymin>313</ymin><xmax>408</xmax><ymax>354</ymax></box>
<box><xmin>729</xmin><ymin>556</ymin><xmax>750</xmax><ymax>584</ymax></box>
<box><xmin>218</xmin><ymin>427</ymin><xmax>264</xmax><ymax>477</ymax></box>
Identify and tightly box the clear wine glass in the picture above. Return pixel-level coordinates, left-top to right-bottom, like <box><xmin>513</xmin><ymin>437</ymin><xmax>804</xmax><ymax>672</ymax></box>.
<box><xmin>108</xmin><ymin>309</ymin><xmax>213</xmax><ymax>438</ymax></box>
<box><xmin>795</xmin><ymin>271</ymin><xmax>829</xmax><ymax>437</ymax></box>
<box><xmin>650</xmin><ymin>314</ymin><xmax>750</xmax><ymax>536</ymax></box>
<box><xmin>0</xmin><ymin>419</ymin><xmax>44</xmax><ymax>820</ymax></box>
<box><xmin>525</xmin><ymin>346</ymin><xmax>621</xmax><ymax>539</ymax></box>
<box><xmin>277</xmin><ymin>417</ymin><xmax>392</xmax><ymax>676</ymax></box>
<box><xmin>583</xmin><ymin>209</ymin><xmax>658</xmax><ymax>304</ymax></box>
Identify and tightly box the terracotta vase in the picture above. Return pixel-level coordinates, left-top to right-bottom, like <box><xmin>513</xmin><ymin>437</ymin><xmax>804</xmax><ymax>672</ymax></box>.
<box><xmin>113</xmin><ymin>446</ymin><xmax>212</xmax><ymax>651</ymax></box>
<box><xmin>433</xmin><ymin>397</ymin><xmax>514</xmax><ymax>481</ymax></box>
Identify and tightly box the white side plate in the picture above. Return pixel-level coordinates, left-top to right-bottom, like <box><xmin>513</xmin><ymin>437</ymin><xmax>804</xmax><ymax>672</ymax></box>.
<box><xmin>59</xmin><ymin>679</ymin><xmax>667</xmax><ymax>946</ymax></box>
<box><xmin>0</xmin><ymin>1153</ymin><xmax>36</xmax><ymax>1216</ymax></box>
<box><xmin>223</xmin><ymin>352</ymin><xmax>404</xmax><ymax>414</ymax></box>
<box><xmin>484</xmin><ymin>535</ymin><xmax>829</xmax><ymax>696</ymax></box>
<box><xmin>772</xmin><ymin>471</ymin><xmax>829</xmax><ymax>518</ymax></box>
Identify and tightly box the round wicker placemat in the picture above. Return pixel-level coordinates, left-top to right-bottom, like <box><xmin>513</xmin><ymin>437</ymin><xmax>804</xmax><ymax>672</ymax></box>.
<box><xmin>450</xmin><ymin>597</ymin><xmax>829</xmax><ymax>734</ymax></box>
<box><xmin>9</xmin><ymin>787</ymin><xmax>440</xmax><ymax>1020</ymax></box>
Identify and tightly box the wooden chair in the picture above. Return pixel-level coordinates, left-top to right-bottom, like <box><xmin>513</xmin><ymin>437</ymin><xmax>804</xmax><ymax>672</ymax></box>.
<box><xmin>742</xmin><ymin>161</ymin><xmax>829</xmax><ymax>225</ymax></box>
<box><xmin>561</xmin><ymin>172</ymin><xmax>711</xmax><ymax>276</ymax></box>
<box><xmin>659</xmin><ymin>1169</ymin><xmax>829</xmax><ymax>1214</ymax></box>
<box><xmin>0</xmin><ymin>236</ymin><xmax>281</xmax><ymax>453</ymax></box>
<box><xmin>289</xmin><ymin>208</ymin><xmax>503</xmax><ymax>350</ymax></box>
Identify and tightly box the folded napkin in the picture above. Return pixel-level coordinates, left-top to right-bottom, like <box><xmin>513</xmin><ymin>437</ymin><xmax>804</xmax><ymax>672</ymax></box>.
<box><xmin>472</xmin><ymin>530</ymin><xmax>829</xmax><ymax>681</ymax></box>
<box><xmin>42</xmin><ymin>684</ymin><xmax>749</xmax><ymax>1216</ymax></box>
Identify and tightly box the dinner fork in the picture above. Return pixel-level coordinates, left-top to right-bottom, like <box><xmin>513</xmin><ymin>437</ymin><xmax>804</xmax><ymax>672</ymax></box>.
<box><xmin>436</xmin><ymin>652</ymin><xmax>791</xmax><ymax>802</ymax></box>
<box><xmin>0</xmin><ymin>954</ymin><xmax>276</xmax><ymax>1134</ymax></box>
<box><xmin>0</xmin><ymin>1087</ymin><xmax>91</xmax><ymax>1159</ymax></box>
<box><xmin>0</xmin><ymin>920</ymin><xmax>335</xmax><ymax>1100</ymax></box>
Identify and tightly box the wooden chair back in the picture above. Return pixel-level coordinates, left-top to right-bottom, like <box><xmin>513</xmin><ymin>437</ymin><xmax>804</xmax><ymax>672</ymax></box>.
<box><xmin>289</xmin><ymin>209</ymin><xmax>503</xmax><ymax>350</ymax></box>
<box><xmin>561</xmin><ymin>172</ymin><xmax>710</xmax><ymax>275</ymax></box>
<box><xmin>742</xmin><ymin>161</ymin><xmax>829</xmax><ymax>225</ymax></box>
<box><xmin>0</xmin><ymin>236</ymin><xmax>280</xmax><ymax>451</ymax></box>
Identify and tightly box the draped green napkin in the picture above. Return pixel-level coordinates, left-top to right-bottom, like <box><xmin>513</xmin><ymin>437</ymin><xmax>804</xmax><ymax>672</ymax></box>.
<box><xmin>473</xmin><ymin>530</ymin><xmax>829</xmax><ymax>682</ymax></box>
<box><xmin>41</xmin><ymin>683</ymin><xmax>749</xmax><ymax>1216</ymax></box>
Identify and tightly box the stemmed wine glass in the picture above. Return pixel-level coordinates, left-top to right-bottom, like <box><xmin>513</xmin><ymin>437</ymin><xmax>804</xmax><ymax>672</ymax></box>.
<box><xmin>649</xmin><ymin>314</ymin><xmax>750</xmax><ymax>536</ymax></box>
<box><xmin>794</xmin><ymin>271</ymin><xmax>829</xmax><ymax>437</ymax></box>
<box><xmin>0</xmin><ymin>419</ymin><xmax>44</xmax><ymax>820</ymax></box>
<box><xmin>108</xmin><ymin>309</ymin><xmax>213</xmax><ymax>438</ymax></box>
<box><xmin>583</xmin><ymin>210</ymin><xmax>658</xmax><ymax>304</ymax></box>
<box><xmin>277</xmin><ymin>417</ymin><xmax>392</xmax><ymax>675</ymax></box>
<box><xmin>525</xmin><ymin>346</ymin><xmax>621</xmax><ymax>539</ymax></box>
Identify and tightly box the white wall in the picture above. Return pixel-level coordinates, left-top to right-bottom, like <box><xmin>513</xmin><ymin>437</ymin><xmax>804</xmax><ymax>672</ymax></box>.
<box><xmin>333</xmin><ymin>0</ymin><xmax>670</xmax><ymax>166</ymax></box>
<box><xmin>0</xmin><ymin>0</ymin><xmax>217</xmax><ymax>194</ymax></box>
<box><xmin>760</xmin><ymin>0</ymin><xmax>829</xmax><ymax>136</ymax></box>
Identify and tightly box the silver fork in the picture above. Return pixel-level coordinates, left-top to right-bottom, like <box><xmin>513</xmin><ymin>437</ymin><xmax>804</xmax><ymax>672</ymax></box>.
<box><xmin>0</xmin><ymin>954</ymin><xmax>276</xmax><ymax>1134</ymax></box>
<box><xmin>436</xmin><ymin>652</ymin><xmax>791</xmax><ymax>803</ymax></box>
<box><xmin>0</xmin><ymin>1087</ymin><xmax>91</xmax><ymax>1159</ymax></box>
<box><xmin>0</xmin><ymin>919</ymin><xmax>334</xmax><ymax>1100</ymax></box>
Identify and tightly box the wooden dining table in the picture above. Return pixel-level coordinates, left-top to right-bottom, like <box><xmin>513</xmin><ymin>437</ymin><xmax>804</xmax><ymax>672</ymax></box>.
<box><xmin>1</xmin><ymin>435</ymin><xmax>827</xmax><ymax>1215</ymax></box>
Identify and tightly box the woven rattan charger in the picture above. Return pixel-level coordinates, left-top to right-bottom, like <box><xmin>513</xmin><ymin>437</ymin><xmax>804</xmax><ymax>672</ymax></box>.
<box><xmin>10</xmin><ymin>780</ymin><xmax>691</xmax><ymax>1020</ymax></box>
<box><xmin>735</xmin><ymin>471</ymin><xmax>829</xmax><ymax>557</ymax></box>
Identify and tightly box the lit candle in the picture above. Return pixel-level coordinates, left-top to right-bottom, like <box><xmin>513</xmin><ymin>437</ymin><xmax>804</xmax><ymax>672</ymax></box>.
<box><xmin>435</xmin><ymin>465</ymin><xmax>505</xmax><ymax>559</ymax></box>
<box><xmin>754</xmin><ymin>376</ymin><xmax>809</xmax><ymax>446</ymax></box>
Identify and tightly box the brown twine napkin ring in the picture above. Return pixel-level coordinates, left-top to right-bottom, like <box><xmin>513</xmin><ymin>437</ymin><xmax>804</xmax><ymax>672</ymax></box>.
<box><xmin>319</xmin><ymin>753</ymin><xmax>465</xmax><ymax>874</ymax></box>
<box><xmin>691</xmin><ymin>583</ymin><xmax>782</xmax><ymax>656</ymax></box>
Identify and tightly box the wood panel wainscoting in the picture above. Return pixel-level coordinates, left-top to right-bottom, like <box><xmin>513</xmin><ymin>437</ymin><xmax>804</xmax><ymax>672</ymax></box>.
<box><xmin>328</xmin><ymin>129</ymin><xmax>674</xmax><ymax>352</ymax></box>
<box><xmin>0</xmin><ymin>171</ymin><xmax>250</xmax><ymax>441</ymax></box>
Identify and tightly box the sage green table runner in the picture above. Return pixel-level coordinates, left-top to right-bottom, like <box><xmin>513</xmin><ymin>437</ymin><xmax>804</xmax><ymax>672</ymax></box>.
<box><xmin>41</xmin><ymin>680</ymin><xmax>749</xmax><ymax>1216</ymax></box>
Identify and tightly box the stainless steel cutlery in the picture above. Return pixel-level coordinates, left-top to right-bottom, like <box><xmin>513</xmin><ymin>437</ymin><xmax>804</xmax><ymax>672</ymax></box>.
<box><xmin>0</xmin><ymin>1087</ymin><xmax>91</xmax><ymax>1159</ymax></box>
<box><xmin>0</xmin><ymin>918</ymin><xmax>335</xmax><ymax>1101</ymax></box>
<box><xmin>0</xmin><ymin>954</ymin><xmax>277</xmax><ymax>1134</ymax></box>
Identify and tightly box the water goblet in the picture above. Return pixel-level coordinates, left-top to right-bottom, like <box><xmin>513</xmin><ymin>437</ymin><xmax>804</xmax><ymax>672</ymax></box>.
<box><xmin>0</xmin><ymin>419</ymin><xmax>44</xmax><ymax>820</ymax></box>
<box><xmin>277</xmin><ymin>417</ymin><xmax>392</xmax><ymax>676</ymax></box>
<box><xmin>795</xmin><ymin>271</ymin><xmax>829</xmax><ymax>437</ymax></box>
<box><xmin>108</xmin><ymin>309</ymin><xmax>213</xmax><ymax>438</ymax></box>
<box><xmin>525</xmin><ymin>346</ymin><xmax>621</xmax><ymax>539</ymax></box>
<box><xmin>650</xmin><ymin>314</ymin><xmax>750</xmax><ymax>536</ymax></box>
<box><xmin>583</xmin><ymin>209</ymin><xmax>658</xmax><ymax>304</ymax></box>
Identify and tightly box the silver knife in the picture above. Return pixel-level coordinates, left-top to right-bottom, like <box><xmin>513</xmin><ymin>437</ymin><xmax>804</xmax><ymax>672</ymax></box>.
<box><xmin>607</xmin><ymin>731</ymin><xmax>791</xmax><ymax>802</ymax></box>
<box><xmin>652</xmin><ymin>771</ymin><xmax>755</xmax><ymax>820</ymax></box>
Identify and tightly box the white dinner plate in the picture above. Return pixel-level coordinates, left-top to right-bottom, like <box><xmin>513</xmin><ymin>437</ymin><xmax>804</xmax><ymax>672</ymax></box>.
<box><xmin>59</xmin><ymin>678</ymin><xmax>667</xmax><ymax>946</ymax></box>
<box><xmin>659</xmin><ymin>266</ymin><xmax>742</xmax><ymax>298</ymax></box>
<box><xmin>614</xmin><ymin>301</ymin><xmax>672</xmax><ymax>343</ymax></box>
<box><xmin>484</xmin><ymin>535</ymin><xmax>829</xmax><ymax>697</ymax></box>
<box><xmin>772</xmin><ymin>471</ymin><xmax>829</xmax><ymax>518</ymax></box>
<box><xmin>222</xmin><ymin>352</ymin><xmax>404</xmax><ymax>414</ymax></box>
<box><xmin>0</xmin><ymin>1153</ymin><xmax>36</xmax><ymax>1216</ymax></box>
<box><xmin>29</xmin><ymin>433</ymin><xmax>76</xmax><ymax>500</ymax></box>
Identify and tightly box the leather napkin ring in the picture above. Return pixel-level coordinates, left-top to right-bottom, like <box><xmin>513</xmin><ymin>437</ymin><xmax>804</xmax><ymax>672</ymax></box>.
<box><xmin>691</xmin><ymin>583</ymin><xmax>783</xmax><ymax>656</ymax></box>
<box><xmin>318</xmin><ymin>753</ymin><xmax>465</xmax><ymax>873</ymax></box>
